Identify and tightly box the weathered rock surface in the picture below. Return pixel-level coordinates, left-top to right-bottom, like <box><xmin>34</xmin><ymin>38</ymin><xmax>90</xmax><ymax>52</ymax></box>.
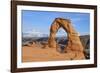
<box><xmin>47</xmin><ymin>18</ymin><xmax>85</xmax><ymax>59</ymax></box>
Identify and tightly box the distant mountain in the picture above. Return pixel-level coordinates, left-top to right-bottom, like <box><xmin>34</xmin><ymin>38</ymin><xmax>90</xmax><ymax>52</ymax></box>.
<box><xmin>22</xmin><ymin>35</ymin><xmax>90</xmax><ymax>49</ymax></box>
<box><xmin>22</xmin><ymin>32</ymin><xmax>49</xmax><ymax>38</ymax></box>
<box><xmin>80</xmin><ymin>35</ymin><xmax>90</xmax><ymax>49</ymax></box>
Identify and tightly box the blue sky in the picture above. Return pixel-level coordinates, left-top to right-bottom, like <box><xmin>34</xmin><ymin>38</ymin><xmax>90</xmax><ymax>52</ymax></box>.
<box><xmin>22</xmin><ymin>10</ymin><xmax>90</xmax><ymax>36</ymax></box>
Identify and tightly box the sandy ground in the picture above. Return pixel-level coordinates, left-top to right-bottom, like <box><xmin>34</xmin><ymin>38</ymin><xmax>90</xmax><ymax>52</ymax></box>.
<box><xmin>22</xmin><ymin>43</ymin><xmax>85</xmax><ymax>62</ymax></box>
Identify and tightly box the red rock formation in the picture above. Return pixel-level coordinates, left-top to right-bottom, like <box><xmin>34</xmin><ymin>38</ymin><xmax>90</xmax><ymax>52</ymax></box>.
<box><xmin>48</xmin><ymin>18</ymin><xmax>85</xmax><ymax>59</ymax></box>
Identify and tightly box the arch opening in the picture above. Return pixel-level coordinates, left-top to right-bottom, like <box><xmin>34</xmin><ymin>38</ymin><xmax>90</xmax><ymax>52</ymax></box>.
<box><xmin>56</xmin><ymin>27</ymin><xmax>68</xmax><ymax>53</ymax></box>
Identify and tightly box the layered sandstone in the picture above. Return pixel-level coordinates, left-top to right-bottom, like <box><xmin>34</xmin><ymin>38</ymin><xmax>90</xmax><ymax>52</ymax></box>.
<box><xmin>47</xmin><ymin>18</ymin><xmax>85</xmax><ymax>59</ymax></box>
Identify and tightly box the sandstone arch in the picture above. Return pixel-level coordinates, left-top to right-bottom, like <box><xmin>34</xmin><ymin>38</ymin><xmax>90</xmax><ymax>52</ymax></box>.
<box><xmin>48</xmin><ymin>18</ymin><xmax>85</xmax><ymax>59</ymax></box>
